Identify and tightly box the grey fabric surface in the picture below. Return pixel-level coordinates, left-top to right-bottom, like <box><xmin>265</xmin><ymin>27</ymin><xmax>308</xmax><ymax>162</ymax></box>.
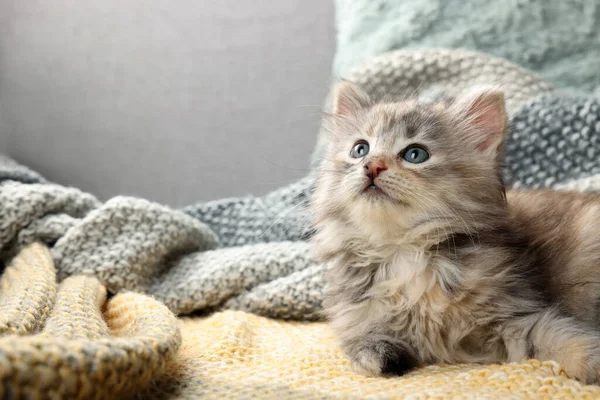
<box><xmin>3</xmin><ymin>49</ymin><xmax>600</xmax><ymax>321</ymax></box>
<box><xmin>334</xmin><ymin>0</ymin><xmax>600</xmax><ymax>95</ymax></box>
<box><xmin>506</xmin><ymin>97</ymin><xmax>600</xmax><ymax>189</ymax></box>
<box><xmin>0</xmin><ymin>0</ymin><xmax>335</xmax><ymax>206</ymax></box>
<box><xmin>0</xmin><ymin>154</ymin><xmax>46</xmax><ymax>184</ymax></box>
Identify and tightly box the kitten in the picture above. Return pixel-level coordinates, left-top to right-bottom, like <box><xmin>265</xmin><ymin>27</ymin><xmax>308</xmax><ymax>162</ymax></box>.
<box><xmin>310</xmin><ymin>81</ymin><xmax>600</xmax><ymax>384</ymax></box>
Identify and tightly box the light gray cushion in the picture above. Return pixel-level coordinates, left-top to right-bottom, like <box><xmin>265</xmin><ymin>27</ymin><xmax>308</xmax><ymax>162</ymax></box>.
<box><xmin>334</xmin><ymin>0</ymin><xmax>600</xmax><ymax>95</ymax></box>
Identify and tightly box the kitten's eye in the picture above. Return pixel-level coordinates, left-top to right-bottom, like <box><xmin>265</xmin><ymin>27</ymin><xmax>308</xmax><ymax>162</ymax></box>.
<box><xmin>350</xmin><ymin>141</ymin><xmax>370</xmax><ymax>158</ymax></box>
<box><xmin>402</xmin><ymin>145</ymin><xmax>430</xmax><ymax>164</ymax></box>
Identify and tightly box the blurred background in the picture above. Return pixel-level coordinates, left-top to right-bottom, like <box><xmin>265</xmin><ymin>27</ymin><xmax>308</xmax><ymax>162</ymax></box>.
<box><xmin>0</xmin><ymin>0</ymin><xmax>335</xmax><ymax>206</ymax></box>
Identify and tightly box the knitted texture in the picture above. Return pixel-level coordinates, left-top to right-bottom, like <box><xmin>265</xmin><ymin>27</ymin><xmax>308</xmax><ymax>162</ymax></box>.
<box><xmin>506</xmin><ymin>96</ymin><xmax>600</xmax><ymax>189</ymax></box>
<box><xmin>344</xmin><ymin>49</ymin><xmax>553</xmax><ymax>111</ymax></box>
<box><xmin>334</xmin><ymin>0</ymin><xmax>600</xmax><ymax>95</ymax></box>
<box><xmin>0</xmin><ymin>242</ymin><xmax>181</xmax><ymax>399</ymax></box>
<box><xmin>3</xmin><ymin>49</ymin><xmax>600</xmax><ymax>323</ymax></box>
<box><xmin>139</xmin><ymin>310</ymin><xmax>600</xmax><ymax>399</ymax></box>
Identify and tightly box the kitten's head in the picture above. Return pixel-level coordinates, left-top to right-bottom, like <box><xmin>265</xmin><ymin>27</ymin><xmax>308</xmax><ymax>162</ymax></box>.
<box><xmin>311</xmin><ymin>82</ymin><xmax>508</xmax><ymax>250</ymax></box>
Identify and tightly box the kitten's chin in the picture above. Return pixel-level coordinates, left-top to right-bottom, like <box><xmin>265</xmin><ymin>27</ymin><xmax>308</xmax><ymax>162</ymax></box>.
<box><xmin>349</xmin><ymin>199</ymin><xmax>414</xmax><ymax>240</ymax></box>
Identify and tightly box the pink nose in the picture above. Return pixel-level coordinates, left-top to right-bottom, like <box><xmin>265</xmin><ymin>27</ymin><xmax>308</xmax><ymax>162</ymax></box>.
<box><xmin>365</xmin><ymin>159</ymin><xmax>387</xmax><ymax>180</ymax></box>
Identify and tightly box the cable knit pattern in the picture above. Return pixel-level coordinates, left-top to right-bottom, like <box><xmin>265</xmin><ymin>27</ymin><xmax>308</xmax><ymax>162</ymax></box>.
<box><xmin>0</xmin><ymin>243</ymin><xmax>181</xmax><ymax>399</ymax></box>
<box><xmin>0</xmin><ymin>243</ymin><xmax>56</xmax><ymax>335</ymax></box>
<box><xmin>334</xmin><ymin>0</ymin><xmax>600</xmax><ymax>95</ymax></box>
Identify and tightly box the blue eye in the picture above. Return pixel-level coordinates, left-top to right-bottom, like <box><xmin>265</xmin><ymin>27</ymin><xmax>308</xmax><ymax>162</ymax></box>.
<box><xmin>350</xmin><ymin>141</ymin><xmax>370</xmax><ymax>158</ymax></box>
<box><xmin>402</xmin><ymin>145</ymin><xmax>429</xmax><ymax>163</ymax></box>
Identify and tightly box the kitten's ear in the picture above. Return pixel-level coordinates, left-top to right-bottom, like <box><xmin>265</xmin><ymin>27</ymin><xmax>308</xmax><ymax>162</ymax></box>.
<box><xmin>332</xmin><ymin>81</ymin><xmax>371</xmax><ymax>116</ymax></box>
<box><xmin>452</xmin><ymin>86</ymin><xmax>507</xmax><ymax>158</ymax></box>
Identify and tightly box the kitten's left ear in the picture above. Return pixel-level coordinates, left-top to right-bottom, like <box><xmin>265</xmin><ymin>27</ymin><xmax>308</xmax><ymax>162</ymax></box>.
<box><xmin>452</xmin><ymin>86</ymin><xmax>507</xmax><ymax>158</ymax></box>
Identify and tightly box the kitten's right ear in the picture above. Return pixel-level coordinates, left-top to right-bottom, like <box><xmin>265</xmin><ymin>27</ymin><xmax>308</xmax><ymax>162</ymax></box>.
<box><xmin>451</xmin><ymin>86</ymin><xmax>507</xmax><ymax>159</ymax></box>
<box><xmin>332</xmin><ymin>81</ymin><xmax>371</xmax><ymax>116</ymax></box>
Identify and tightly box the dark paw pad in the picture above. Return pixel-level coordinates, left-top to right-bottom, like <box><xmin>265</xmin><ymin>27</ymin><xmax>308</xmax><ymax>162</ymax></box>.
<box><xmin>379</xmin><ymin>341</ymin><xmax>419</xmax><ymax>375</ymax></box>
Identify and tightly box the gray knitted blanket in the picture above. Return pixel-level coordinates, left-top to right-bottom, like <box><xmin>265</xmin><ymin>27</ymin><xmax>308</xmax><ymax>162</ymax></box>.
<box><xmin>2</xmin><ymin>49</ymin><xmax>600</xmax><ymax>321</ymax></box>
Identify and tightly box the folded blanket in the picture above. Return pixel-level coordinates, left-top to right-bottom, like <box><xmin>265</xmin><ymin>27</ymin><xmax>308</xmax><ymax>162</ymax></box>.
<box><xmin>3</xmin><ymin>49</ymin><xmax>600</xmax><ymax>323</ymax></box>
<box><xmin>0</xmin><ymin>242</ymin><xmax>181</xmax><ymax>398</ymax></box>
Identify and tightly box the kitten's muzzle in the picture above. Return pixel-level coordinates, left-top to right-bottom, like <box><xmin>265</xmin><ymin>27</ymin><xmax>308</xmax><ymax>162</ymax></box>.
<box><xmin>364</xmin><ymin>159</ymin><xmax>388</xmax><ymax>181</ymax></box>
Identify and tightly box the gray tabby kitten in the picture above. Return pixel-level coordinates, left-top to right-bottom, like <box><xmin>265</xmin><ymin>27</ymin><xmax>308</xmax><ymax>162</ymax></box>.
<box><xmin>310</xmin><ymin>81</ymin><xmax>600</xmax><ymax>384</ymax></box>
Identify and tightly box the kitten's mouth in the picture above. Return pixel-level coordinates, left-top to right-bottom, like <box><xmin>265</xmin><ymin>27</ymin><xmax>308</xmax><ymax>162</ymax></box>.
<box><xmin>362</xmin><ymin>183</ymin><xmax>387</xmax><ymax>197</ymax></box>
<box><xmin>361</xmin><ymin>182</ymin><xmax>404</xmax><ymax>204</ymax></box>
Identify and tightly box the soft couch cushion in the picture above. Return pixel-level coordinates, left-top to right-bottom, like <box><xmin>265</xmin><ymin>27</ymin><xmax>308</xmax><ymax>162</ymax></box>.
<box><xmin>334</xmin><ymin>0</ymin><xmax>600</xmax><ymax>94</ymax></box>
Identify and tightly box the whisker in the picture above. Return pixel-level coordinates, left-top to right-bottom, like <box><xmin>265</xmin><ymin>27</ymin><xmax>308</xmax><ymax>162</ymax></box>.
<box><xmin>257</xmin><ymin>200</ymin><xmax>308</xmax><ymax>239</ymax></box>
<box><xmin>259</xmin><ymin>156</ymin><xmax>313</xmax><ymax>173</ymax></box>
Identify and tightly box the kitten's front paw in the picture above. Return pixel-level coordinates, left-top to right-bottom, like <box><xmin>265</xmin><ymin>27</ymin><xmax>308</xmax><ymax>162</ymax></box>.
<box><xmin>349</xmin><ymin>339</ymin><xmax>419</xmax><ymax>377</ymax></box>
<box><xmin>545</xmin><ymin>335</ymin><xmax>600</xmax><ymax>385</ymax></box>
<box><xmin>352</xmin><ymin>347</ymin><xmax>385</xmax><ymax>376</ymax></box>
<box><xmin>564</xmin><ymin>347</ymin><xmax>600</xmax><ymax>385</ymax></box>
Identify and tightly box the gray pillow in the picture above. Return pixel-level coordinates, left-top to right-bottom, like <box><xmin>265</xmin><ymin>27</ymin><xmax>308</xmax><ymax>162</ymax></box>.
<box><xmin>334</xmin><ymin>0</ymin><xmax>600</xmax><ymax>95</ymax></box>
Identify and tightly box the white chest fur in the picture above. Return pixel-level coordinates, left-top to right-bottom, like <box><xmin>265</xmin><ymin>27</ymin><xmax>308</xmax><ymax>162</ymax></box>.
<box><xmin>366</xmin><ymin>247</ymin><xmax>447</xmax><ymax>313</ymax></box>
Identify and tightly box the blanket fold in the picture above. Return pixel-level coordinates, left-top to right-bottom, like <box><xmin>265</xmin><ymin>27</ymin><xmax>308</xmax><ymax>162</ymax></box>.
<box><xmin>0</xmin><ymin>243</ymin><xmax>181</xmax><ymax>399</ymax></box>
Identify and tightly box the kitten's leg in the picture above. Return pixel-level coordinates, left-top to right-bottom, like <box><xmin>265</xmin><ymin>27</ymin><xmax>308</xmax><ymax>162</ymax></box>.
<box><xmin>343</xmin><ymin>333</ymin><xmax>420</xmax><ymax>376</ymax></box>
<box><xmin>503</xmin><ymin>308</ymin><xmax>600</xmax><ymax>384</ymax></box>
<box><xmin>325</xmin><ymin>264</ymin><xmax>421</xmax><ymax>377</ymax></box>
<box><xmin>328</xmin><ymin>298</ymin><xmax>420</xmax><ymax>376</ymax></box>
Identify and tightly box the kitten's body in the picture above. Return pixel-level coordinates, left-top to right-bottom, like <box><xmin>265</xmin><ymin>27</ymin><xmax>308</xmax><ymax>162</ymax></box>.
<box><xmin>509</xmin><ymin>190</ymin><xmax>600</xmax><ymax>325</ymax></box>
<box><xmin>311</xmin><ymin>83</ymin><xmax>600</xmax><ymax>384</ymax></box>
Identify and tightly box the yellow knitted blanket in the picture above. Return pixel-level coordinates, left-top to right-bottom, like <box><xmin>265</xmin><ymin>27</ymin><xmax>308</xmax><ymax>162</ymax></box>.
<box><xmin>0</xmin><ymin>243</ymin><xmax>181</xmax><ymax>399</ymax></box>
<box><xmin>145</xmin><ymin>313</ymin><xmax>600</xmax><ymax>399</ymax></box>
<box><xmin>4</xmin><ymin>243</ymin><xmax>600</xmax><ymax>399</ymax></box>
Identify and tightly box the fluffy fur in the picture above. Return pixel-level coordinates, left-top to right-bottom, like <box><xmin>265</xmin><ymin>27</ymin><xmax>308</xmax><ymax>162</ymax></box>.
<box><xmin>310</xmin><ymin>81</ymin><xmax>600</xmax><ymax>384</ymax></box>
